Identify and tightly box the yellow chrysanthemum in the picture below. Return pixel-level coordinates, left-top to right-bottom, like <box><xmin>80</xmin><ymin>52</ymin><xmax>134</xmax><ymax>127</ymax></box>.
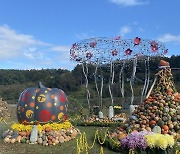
<box><xmin>156</xmin><ymin>136</ymin><xmax>168</xmax><ymax>150</ymax></box>
<box><xmin>145</xmin><ymin>135</ymin><xmax>156</xmax><ymax>148</ymax></box>
<box><xmin>11</xmin><ymin>121</ymin><xmax>72</xmax><ymax>132</ymax></box>
<box><xmin>164</xmin><ymin>134</ymin><xmax>175</xmax><ymax>147</ymax></box>
<box><xmin>145</xmin><ymin>133</ymin><xmax>175</xmax><ymax>150</ymax></box>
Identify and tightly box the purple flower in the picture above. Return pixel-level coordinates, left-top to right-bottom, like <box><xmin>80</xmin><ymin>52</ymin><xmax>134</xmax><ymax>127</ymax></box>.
<box><xmin>120</xmin><ymin>131</ymin><xmax>151</xmax><ymax>150</ymax></box>
<box><xmin>121</xmin><ymin>137</ymin><xmax>128</xmax><ymax>148</ymax></box>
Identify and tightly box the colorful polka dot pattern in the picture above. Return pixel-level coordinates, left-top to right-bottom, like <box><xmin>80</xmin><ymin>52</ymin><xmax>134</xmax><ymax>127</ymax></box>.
<box><xmin>17</xmin><ymin>87</ymin><xmax>68</xmax><ymax>124</ymax></box>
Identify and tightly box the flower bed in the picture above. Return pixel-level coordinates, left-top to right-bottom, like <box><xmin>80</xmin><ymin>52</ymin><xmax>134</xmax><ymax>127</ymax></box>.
<box><xmin>98</xmin><ymin>130</ymin><xmax>179</xmax><ymax>154</ymax></box>
<box><xmin>2</xmin><ymin>121</ymin><xmax>79</xmax><ymax>146</ymax></box>
<box><xmin>11</xmin><ymin>121</ymin><xmax>72</xmax><ymax>132</ymax></box>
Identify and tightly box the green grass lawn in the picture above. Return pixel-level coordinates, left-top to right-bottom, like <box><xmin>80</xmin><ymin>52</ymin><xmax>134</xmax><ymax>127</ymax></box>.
<box><xmin>0</xmin><ymin>105</ymin><xmax>118</xmax><ymax>154</ymax></box>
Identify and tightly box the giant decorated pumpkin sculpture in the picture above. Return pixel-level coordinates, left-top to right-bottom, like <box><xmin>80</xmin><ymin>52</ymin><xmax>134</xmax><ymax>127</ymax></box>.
<box><xmin>17</xmin><ymin>82</ymin><xmax>68</xmax><ymax>124</ymax></box>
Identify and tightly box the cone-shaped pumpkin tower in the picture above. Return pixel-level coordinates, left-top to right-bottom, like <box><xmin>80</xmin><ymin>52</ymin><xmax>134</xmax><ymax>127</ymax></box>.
<box><xmin>127</xmin><ymin>60</ymin><xmax>180</xmax><ymax>135</ymax></box>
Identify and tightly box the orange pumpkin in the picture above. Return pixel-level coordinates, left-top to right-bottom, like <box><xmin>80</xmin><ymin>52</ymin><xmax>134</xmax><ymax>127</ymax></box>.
<box><xmin>162</xmin><ymin>129</ymin><xmax>168</xmax><ymax>134</ymax></box>
<box><xmin>20</xmin><ymin>131</ymin><xmax>26</xmax><ymax>137</ymax></box>
<box><xmin>118</xmin><ymin>133</ymin><xmax>127</xmax><ymax>140</ymax></box>
<box><xmin>174</xmin><ymin>99</ymin><xmax>180</xmax><ymax>102</ymax></box>
<box><xmin>149</xmin><ymin>120</ymin><xmax>156</xmax><ymax>125</ymax></box>
<box><xmin>148</xmin><ymin>96</ymin><xmax>152</xmax><ymax>99</ymax></box>
<box><xmin>158</xmin><ymin>60</ymin><xmax>169</xmax><ymax>67</ymax></box>
<box><xmin>162</xmin><ymin>125</ymin><xmax>169</xmax><ymax>131</ymax></box>
<box><xmin>148</xmin><ymin>106</ymin><xmax>153</xmax><ymax>110</ymax></box>
<box><xmin>174</xmin><ymin>93</ymin><xmax>180</xmax><ymax>99</ymax></box>
<box><xmin>45</xmin><ymin>127</ymin><xmax>51</xmax><ymax>132</ymax></box>
<box><xmin>167</xmin><ymin>91</ymin><xmax>172</xmax><ymax>95</ymax></box>
<box><xmin>145</xmin><ymin>100</ymin><xmax>150</xmax><ymax>104</ymax></box>
<box><xmin>48</xmin><ymin>140</ymin><xmax>53</xmax><ymax>145</ymax></box>
<box><xmin>48</xmin><ymin>135</ymin><xmax>53</xmax><ymax>140</ymax></box>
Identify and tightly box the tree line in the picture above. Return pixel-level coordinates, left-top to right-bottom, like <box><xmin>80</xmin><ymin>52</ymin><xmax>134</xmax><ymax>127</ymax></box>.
<box><xmin>0</xmin><ymin>55</ymin><xmax>179</xmax><ymax>104</ymax></box>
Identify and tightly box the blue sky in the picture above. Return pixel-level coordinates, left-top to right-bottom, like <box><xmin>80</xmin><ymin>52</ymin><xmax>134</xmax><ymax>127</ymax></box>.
<box><xmin>0</xmin><ymin>0</ymin><xmax>180</xmax><ymax>70</ymax></box>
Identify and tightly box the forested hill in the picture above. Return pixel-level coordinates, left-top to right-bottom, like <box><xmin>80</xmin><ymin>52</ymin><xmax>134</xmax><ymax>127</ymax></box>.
<box><xmin>0</xmin><ymin>55</ymin><xmax>180</xmax><ymax>104</ymax></box>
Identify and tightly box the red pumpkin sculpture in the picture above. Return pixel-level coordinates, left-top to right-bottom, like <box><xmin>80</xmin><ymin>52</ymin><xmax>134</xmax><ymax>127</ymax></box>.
<box><xmin>17</xmin><ymin>82</ymin><xmax>68</xmax><ymax>124</ymax></box>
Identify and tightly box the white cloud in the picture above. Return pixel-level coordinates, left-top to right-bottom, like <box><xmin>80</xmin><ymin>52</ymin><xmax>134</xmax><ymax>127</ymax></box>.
<box><xmin>51</xmin><ymin>45</ymin><xmax>71</xmax><ymax>61</ymax></box>
<box><xmin>23</xmin><ymin>49</ymin><xmax>44</xmax><ymax>60</ymax></box>
<box><xmin>0</xmin><ymin>25</ymin><xmax>49</xmax><ymax>59</ymax></box>
<box><xmin>110</xmin><ymin>0</ymin><xmax>149</xmax><ymax>7</ymax></box>
<box><xmin>51</xmin><ymin>45</ymin><xmax>70</xmax><ymax>52</ymax></box>
<box><xmin>23</xmin><ymin>51</ymin><xmax>35</xmax><ymax>59</ymax></box>
<box><xmin>119</xmin><ymin>26</ymin><xmax>131</xmax><ymax>37</ymax></box>
<box><xmin>158</xmin><ymin>33</ymin><xmax>180</xmax><ymax>43</ymax></box>
<box><xmin>0</xmin><ymin>25</ymin><xmax>74</xmax><ymax>70</ymax></box>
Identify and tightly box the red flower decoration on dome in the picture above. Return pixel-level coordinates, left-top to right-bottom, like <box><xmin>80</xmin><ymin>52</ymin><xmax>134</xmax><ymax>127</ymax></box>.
<box><xmin>164</xmin><ymin>49</ymin><xmax>168</xmax><ymax>55</ymax></box>
<box><xmin>86</xmin><ymin>52</ymin><xmax>93</xmax><ymax>59</ymax></box>
<box><xmin>134</xmin><ymin>37</ymin><xmax>141</xmax><ymax>45</ymax></box>
<box><xmin>150</xmin><ymin>41</ymin><xmax>158</xmax><ymax>52</ymax></box>
<box><xmin>90</xmin><ymin>42</ymin><xmax>96</xmax><ymax>48</ymax></box>
<box><xmin>71</xmin><ymin>53</ymin><xmax>77</xmax><ymax>59</ymax></box>
<box><xmin>125</xmin><ymin>48</ymin><xmax>133</xmax><ymax>56</ymax></box>
<box><xmin>114</xmin><ymin>36</ymin><xmax>121</xmax><ymax>40</ymax></box>
<box><xmin>112</xmin><ymin>50</ymin><xmax>118</xmax><ymax>56</ymax></box>
<box><xmin>71</xmin><ymin>43</ymin><xmax>76</xmax><ymax>49</ymax></box>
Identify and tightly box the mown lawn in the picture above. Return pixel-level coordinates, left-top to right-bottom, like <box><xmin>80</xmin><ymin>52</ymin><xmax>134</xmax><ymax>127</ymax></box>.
<box><xmin>0</xmin><ymin>105</ymin><xmax>118</xmax><ymax>154</ymax></box>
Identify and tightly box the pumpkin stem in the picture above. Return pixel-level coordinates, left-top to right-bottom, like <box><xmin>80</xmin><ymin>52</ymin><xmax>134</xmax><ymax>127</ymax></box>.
<box><xmin>38</xmin><ymin>82</ymin><xmax>45</xmax><ymax>88</ymax></box>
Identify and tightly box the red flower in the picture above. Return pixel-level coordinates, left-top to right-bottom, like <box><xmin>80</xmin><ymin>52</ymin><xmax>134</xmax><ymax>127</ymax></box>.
<box><xmin>164</xmin><ymin>49</ymin><xmax>168</xmax><ymax>55</ymax></box>
<box><xmin>71</xmin><ymin>53</ymin><xmax>77</xmax><ymax>59</ymax></box>
<box><xmin>134</xmin><ymin>37</ymin><xmax>141</xmax><ymax>45</ymax></box>
<box><xmin>150</xmin><ymin>41</ymin><xmax>158</xmax><ymax>52</ymax></box>
<box><xmin>114</xmin><ymin>36</ymin><xmax>121</xmax><ymax>40</ymax></box>
<box><xmin>150</xmin><ymin>41</ymin><xmax>158</xmax><ymax>46</ymax></box>
<box><xmin>151</xmin><ymin>45</ymin><xmax>158</xmax><ymax>52</ymax></box>
<box><xmin>71</xmin><ymin>43</ymin><xmax>76</xmax><ymax>49</ymax></box>
<box><xmin>125</xmin><ymin>48</ymin><xmax>133</xmax><ymax>55</ymax></box>
<box><xmin>112</xmin><ymin>50</ymin><xmax>118</xmax><ymax>56</ymax></box>
<box><xmin>86</xmin><ymin>52</ymin><xmax>93</xmax><ymax>59</ymax></box>
<box><xmin>90</xmin><ymin>42</ymin><xmax>96</xmax><ymax>48</ymax></box>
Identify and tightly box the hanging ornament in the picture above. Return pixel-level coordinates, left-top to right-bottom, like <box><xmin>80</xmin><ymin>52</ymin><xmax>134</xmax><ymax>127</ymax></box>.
<box><xmin>86</xmin><ymin>52</ymin><xmax>93</xmax><ymax>59</ymax></box>
<box><xmin>151</xmin><ymin>41</ymin><xmax>158</xmax><ymax>52</ymax></box>
<box><xmin>114</xmin><ymin>36</ymin><xmax>121</xmax><ymax>40</ymax></box>
<box><xmin>112</xmin><ymin>50</ymin><xmax>118</xmax><ymax>56</ymax></box>
<box><xmin>125</xmin><ymin>48</ymin><xmax>133</xmax><ymax>56</ymax></box>
<box><xmin>164</xmin><ymin>49</ymin><xmax>168</xmax><ymax>55</ymax></box>
<box><xmin>71</xmin><ymin>53</ymin><xmax>77</xmax><ymax>59</ymax></box>
<box><xmin>71</xmin><ymin>43</ymin><xmax>76</xmax><ymax>49</ymax></box>
<box><xmin>134</xmin><ymin>37</ymin><xmax>141</xmax><ymax>45</ymax></box>
<box><xmin>90</xmin><ymin>41</ymin><xmax>96</xmax><ymax>48</ymax></box>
